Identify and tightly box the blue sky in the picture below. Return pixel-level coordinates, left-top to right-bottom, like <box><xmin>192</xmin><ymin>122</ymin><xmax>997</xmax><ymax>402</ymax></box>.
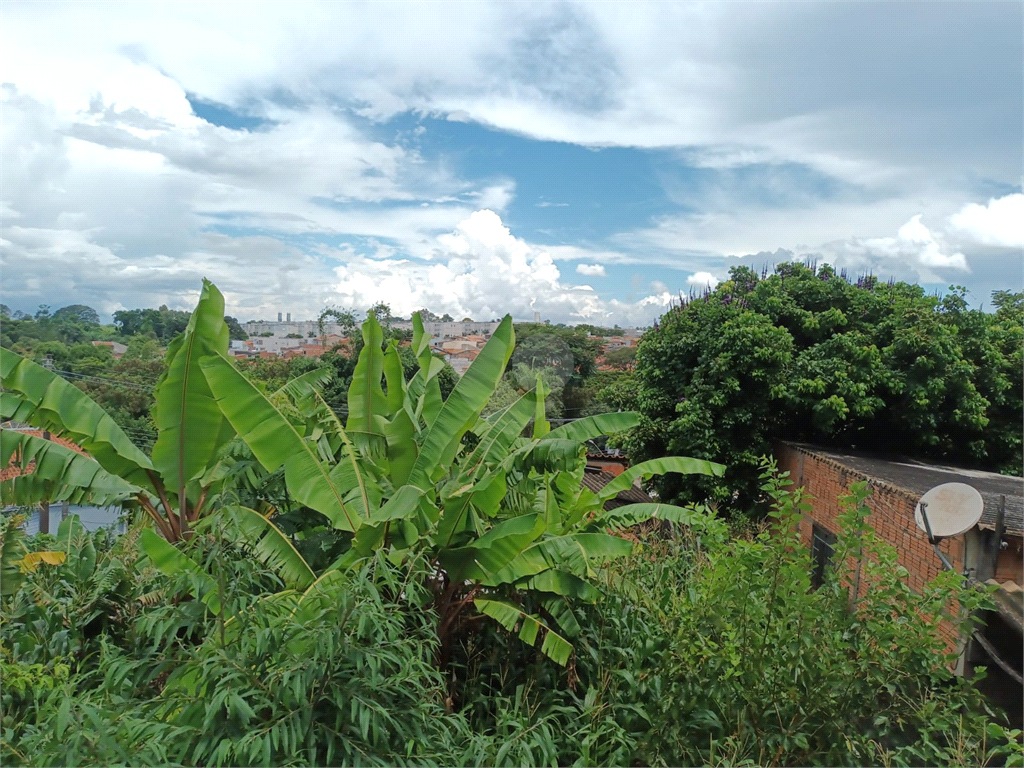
<box><xmin>2</xmin><ymin>1</ymin><xmax>1021</xmax><ymax>324</ymax></box>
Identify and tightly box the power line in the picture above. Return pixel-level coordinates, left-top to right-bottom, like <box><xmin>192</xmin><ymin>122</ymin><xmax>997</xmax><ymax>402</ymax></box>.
<box><xmin>54</xmin><ymin>369</ymin><xmax>153</xmax><ymax>392</ymax></box>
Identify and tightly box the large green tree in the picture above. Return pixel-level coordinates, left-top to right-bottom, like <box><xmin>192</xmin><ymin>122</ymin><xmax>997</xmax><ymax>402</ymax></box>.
<box><xmin>627</xmin><ymin>263</ymin><xmax>1023</xmax><ymax>511</ymax></box>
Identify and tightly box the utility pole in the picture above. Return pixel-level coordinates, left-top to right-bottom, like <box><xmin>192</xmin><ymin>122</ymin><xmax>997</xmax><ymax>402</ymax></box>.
<box><xmin>39</xmin><ymin>429</ymin><xmax>50</xmax><ymax>535</ymax></box>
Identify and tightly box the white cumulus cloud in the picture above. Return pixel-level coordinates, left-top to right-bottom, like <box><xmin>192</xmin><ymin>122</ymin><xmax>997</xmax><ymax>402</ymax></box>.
<box><xmin>576</xmin><ymin>263</ymin><xmax>607</xmax><ymax>277</ymax></box>
<box><xmin>948</xmin><ymin>194</ymin><xmax>1024</xmax><ymax>248</ymax></box>
<box><xmin>686</xmin><ymin>271</ymin><xmax>720</xmax><ymax>288</ymax></box>
<box><xmin>327</xmin><ymin>210</ymin><xmax>670</xmax><ymax>325</ymax></box>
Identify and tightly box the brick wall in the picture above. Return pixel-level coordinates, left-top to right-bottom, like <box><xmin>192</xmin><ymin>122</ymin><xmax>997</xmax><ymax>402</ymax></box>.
<box><xmin>775</xmin><ymin>443</ymin><xmax>974</xmax><ymax>653</ymax></box>
<box><xmin>995</xmin><ymin>540</ymin><xmax>1024</xmax><ymax>584</ymax></box>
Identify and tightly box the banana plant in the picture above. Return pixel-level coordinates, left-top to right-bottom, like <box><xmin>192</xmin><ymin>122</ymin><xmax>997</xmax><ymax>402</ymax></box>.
<box><xmin>196</xmin><ymin>297</ymin><xmax>726</xmax><ymax>666</ymax></box>
<box><xmin>1</xmin><ymin>280</ymin><xmax>238</xmax><ymax>542</ymax></box>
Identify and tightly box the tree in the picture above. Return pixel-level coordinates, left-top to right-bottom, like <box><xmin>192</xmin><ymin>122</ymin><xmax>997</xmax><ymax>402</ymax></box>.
<box><xmin>603</xmin><ymin>346</ymin><xmax>636</xmax><ymax>370</ymax></box>
<box><xmin>0</xmin><ymin>304</ymin><xmax>11</xmax><ymax>318</ymax></box>
<box><xmin>53</xmin><ymin>304</ymin><xmax>100</xmax><ymax>326</ymax></box>
<box><xmin>123</xmin><ymin>290</ymin><xmax>723</xmax><ymax>668</ymax></box>
<box><xmin>367</xmin><ymin>302</ymin><xmax>394</xmax><ymax>328</ymax></box>
<box><xmin>2</xmin><ymin>281</ymin><xmax>239</xmax><ymax>543</ymax></box>
<box><xmin>440</xmin><ymin>313</ymin><xmax>454</xmax><ymax>322</ymax></box>
<box><xmin>223</xmin><ymin>315</ymin><xmax>248</xmax><ymax>340</ymax></box>
<box><xmin>627</xmin><ymin>264</ymin><xmax>1023</xmax><ymax>511</ymax></box>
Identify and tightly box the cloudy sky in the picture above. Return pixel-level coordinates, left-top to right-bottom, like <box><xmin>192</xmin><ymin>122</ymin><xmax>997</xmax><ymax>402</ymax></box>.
<box><xmin>2</xmin><ymin>1</ymin><xmax>1021</xmax><ymax>325</ymax></box>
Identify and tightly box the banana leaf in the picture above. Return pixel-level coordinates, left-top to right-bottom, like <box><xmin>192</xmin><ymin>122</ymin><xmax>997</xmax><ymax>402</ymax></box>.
<box><xmin>439</xmin><ymin>513</ymin><xmax>546</xmax><ymax>582</ymax></box>
<box><xmin>200</xmin><ymin>353</ymin><xmax>358</xmax><ymax>531</ymax></box>
<box><xmin>222</xmin><ymin>506</ymin><xmax>315</xmax><ymax>590</ymax></box>
<box><xmin>0</xmin><ymin>350</ymin><xmax>154</xmax><ymax>491</ymax></box>
<box><xmin>484</xmin><ymin>532</ymin><xmax>635</xmax><ymax>586</ymax></box>
<box><xmin>407</xmin><ymin>316</ymin><xmax>514</xmax><ymax>489</ymax></box>
<box><xmin>532</xmin><ymin>374</ymin><xmax>550</xmax><ymax>438</ymax></box>
<box><xmin>139</xmin><ymin>528</ymin><xmax>221</xmax><ymax>614</ymax></box>
<box><xmin>274</xmin><ymin>367</ymin><xmax>333</xmax><ymax>402</ymax></box>
<box><xmin>1</xmin><ymin>429</ymin><xmax>142</xmax><ymax>507</ymax></box>
<box><xmin>150</xmin><ymin>279</ymin><xmax>234</xmax><ymax>510</ymax></box>
<box><xmin>474</xmin><ymin>598</ymin><xmax>573</xmax><ymax>666</ymax></box>
<box><xmin>544</xmin><ymin>412</ymin><xmax>641</xmax><ymax>442</ymax></box>
<box><xmin>346</xmin><ymin>312</ymin><xmax>387</xmax><ymax>434</ymax></box>
<box><xmin>522</xmin><ymin>569</ymin><xmax>600</xmax><ymax>601</ymax></box>
<box><xmin>595</xmin><ymin>456</ymin><xmax>725</xmax><ymax>502</ymax></box>
<box><xmin>585</xmin><ymin>502</ymin><xmax>725</xmax><ymax>534</ymax></box>
<box><xmin>463</xmin><ymin>389</ymin><xmax>538</xmax><ymax>475</ymax></box>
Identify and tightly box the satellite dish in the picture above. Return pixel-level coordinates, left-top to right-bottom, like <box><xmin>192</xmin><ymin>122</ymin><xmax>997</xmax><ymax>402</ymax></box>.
<box><xmin>914</xmin><ymin>482</ymin><xmax>984</xmax><ymax>539</ymax></box>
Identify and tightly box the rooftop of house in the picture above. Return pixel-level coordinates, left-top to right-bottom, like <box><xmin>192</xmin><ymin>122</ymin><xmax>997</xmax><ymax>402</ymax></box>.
<box><xmin>784</xmin><ymin>442</ymin><xmax>1023</xmax><ymax>537</ymax></box>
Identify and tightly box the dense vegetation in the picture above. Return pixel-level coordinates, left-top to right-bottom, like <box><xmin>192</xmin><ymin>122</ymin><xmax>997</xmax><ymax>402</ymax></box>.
<box><xmin>626</xmin><ymin>263</ymin><xmax>1024</xmax><ymax>511</ymax></box>
<box><xmin>2</xmin><ymin>279</ymin><xmax>1020</xmax><ymax>766</ymax></box>
<box><xmin>1</xmin><ymin>302</ymin><xmax>630</xmax><ymax>453</ymax></box>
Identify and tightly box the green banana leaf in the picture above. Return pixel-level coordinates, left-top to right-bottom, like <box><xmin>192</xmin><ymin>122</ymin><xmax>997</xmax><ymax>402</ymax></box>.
<box><xmin>273</xmin><ymin>367</ymin><xmax>333</xmax><ymax>403</ymax></box>
<box><xmin>1</xmin><ymin>515</ymin><xmax>29</xmax><ymax>597</ymax></box>
<box><xmin>200</xmin><ymin>353</ymin><xmax>358</xmax><ymax>532</ymax></box>
<box><xmin>407</xmin><ymin>316</ymin><xmax>514</xmax><ymax>489</ymax></box>
<box><xmin>408</xmin><ymin>314</ymin><xmax>444</xmax><ymax>428</ymax></box>
<box><xmin>139</xmin><ymin>528</ymin><xmax>221</xmax><ymax>614</ymax></box>
<box><xmin>1</xmin><ymin>429</ymin><xmax>142</xmax><ymax>507</ymax></box>
<box><xmin>503</xmin><ymin>438</ymin><xmax>583</xmax><ymax>474</ymax></box>
<box><xmin>382</xmin><ymin>341</ymin><xmax>405</xmax><ymax>414</ymax></box>
<box><xmin>150</xmin><ymin>279</ymin><xmax>234</xmax><ymax>509</ymax></box>
<box><xmin>474</xmin><ymin>597</ymin><xmax>573</xmax><ymax>666</ymax></box>
<box><xmin>440</xmin><ymin>513</ymin><xmax>547</xmax><ymax>582</ymax></box>
<box><xmin>585</xmin><ymin>502</ymin><xmax>725</xmax><ymax>535</ymax></box>
<box><xmin>522</xmin><ymin>569</ymin><xmax>600</xmax><ymax>602</ymax></box>
<box><xmin>485</xmin><ymin>532</ymin><xmax>635</xmax><ymax>586</ymax></box>
<box><xmin>596</xmin><ymin>456</ymin><xmax>725</xmax><ymax>502</ymax></box>
<box><xmin>463</xmin><ymin>389</ymin><xmax>538</xmax><ymax>475</ymax></box>
<box><xmin>544</xmin><ymin>412</ymin><xmax>641</xmax><ymax>442</ymax></box>
<box><xmin>0</xmin><ymin>350</ymin><xmax>154</xmax><ymax>491</ymax></box>
<box><xmin>532</xmin><ymin>374</ymin><xmax>550</xmax><ymax>438</ymax></box>
<box><xmin>223</xmin><ymin>506</ymin><xmax>315</xmax><ymax>590</ymax></box>
<box><xmin>309</xmin><ymin>390</ymin><xmax>374</xmax><ymax>518</ymax></box>
<box><xmin>346</xmin><ymin>312</ymin><xmax>387</xmax><ymax>434</ymax></box>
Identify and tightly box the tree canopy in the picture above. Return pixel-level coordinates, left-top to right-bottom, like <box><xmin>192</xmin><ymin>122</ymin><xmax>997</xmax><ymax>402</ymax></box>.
<box><xmin>627</xmin><ymin>263</ymin><xmax>1024</xmax><ymax>511</ymax></box>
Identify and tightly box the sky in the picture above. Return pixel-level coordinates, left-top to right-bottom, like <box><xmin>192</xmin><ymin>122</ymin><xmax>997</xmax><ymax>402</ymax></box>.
<box><xmin>1</xmin><ymin>1</ymin><xmax>1021</xmax><ymax>326</ymax></box>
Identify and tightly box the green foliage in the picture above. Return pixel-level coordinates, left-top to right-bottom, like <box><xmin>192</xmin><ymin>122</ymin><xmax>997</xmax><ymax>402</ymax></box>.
<box><xmin>628</xmin><ymin>264</ymin><xmax>1024</xmax><ymax>510</ymax></box>
<box><xmin>3</xmin><ymin>468</ymin><xmax>1020</xmax><ymax>767</ymax></box>
<box><xmin>566</xmin><ymin>467</ymin><xmax>1021</xmax><ymax>767</ymax></box>
<box><xmin>4</xmin><ymin>279</ymin><xmax>1018</xmax><ymax>768</ymax></box>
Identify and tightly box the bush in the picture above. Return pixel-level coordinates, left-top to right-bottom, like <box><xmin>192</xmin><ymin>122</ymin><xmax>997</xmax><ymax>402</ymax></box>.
<box><xmin>569</xmin><ymin>465</ymin><xmax>1022</xmax><ymax>767</ymax></box>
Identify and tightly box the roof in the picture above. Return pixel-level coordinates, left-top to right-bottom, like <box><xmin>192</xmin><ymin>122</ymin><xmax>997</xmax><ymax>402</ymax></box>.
<box><xmin>784</xmin><ymin>443</ymin><xmax>1023</xmax><ymax>537</ymax></box>
<box><xmin>2</xmin><ymin>426</ymin><xmax>90</xmax><ymax>482</ymax></box>
<box><xmin>984</xmin><ymin>580</ymin><xmax>1023</xmax><ymax>635</ymax></box>
<box><xmin>581</xmin><ymin>468</ymin><xmax>652</xmax><ymax>510</ymax></box>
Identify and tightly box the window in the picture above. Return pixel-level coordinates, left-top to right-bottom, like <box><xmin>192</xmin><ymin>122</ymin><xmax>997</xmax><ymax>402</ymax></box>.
<box><xmin>810</xmin><ymin>523</ymin><xmax>837</xmax><ymax>589</ymax></box>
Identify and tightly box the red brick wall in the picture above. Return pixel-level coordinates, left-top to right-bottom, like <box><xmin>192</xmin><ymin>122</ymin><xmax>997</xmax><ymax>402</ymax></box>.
<box><xmin>775</xmin><ymin>443</ymin><xmax>970</xmax><ymax>653</ymax></box>
<box><xmin>995</xmin><ymin>539</ymin><xmax>1024</xmax><ymax>584</ymax></box>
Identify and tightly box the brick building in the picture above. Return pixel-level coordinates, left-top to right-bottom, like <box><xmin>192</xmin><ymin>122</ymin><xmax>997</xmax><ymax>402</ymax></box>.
<box><xmin>775</xmin><ymin>442</ymin><xmax>1023</xmax><ymax>710</ymax></box>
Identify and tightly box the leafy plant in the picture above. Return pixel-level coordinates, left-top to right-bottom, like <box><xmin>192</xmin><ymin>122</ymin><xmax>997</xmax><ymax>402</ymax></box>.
<box><xmin>185</xmin><ymin>293</ymin><xmax>724</xmax><ymax>666</ymax></box>
<box><xmin>627</xmin><ymin>264</ymin><xmax>1023</xmax><ymax>510</ymax></box>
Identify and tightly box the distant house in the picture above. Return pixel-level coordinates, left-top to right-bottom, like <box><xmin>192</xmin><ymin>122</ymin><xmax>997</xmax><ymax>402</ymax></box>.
<box><xmin>283</xmin><ymin>344</ymin><xmax>327</xmax><ymax>359</ymax></box>
<box><xmin>775</xmin><ymin>442</ymin><xmax>1023</xmax><ymax>703</ymax></box>
<box><xmin>91</xmin><ymin>340</ymin><xmax>128</xmax><ymax>358</ymax></box>
<box><xmin>441</xmin><ymin>339</ymin><xmax>480</xmax><ymax>354</ymax></box>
